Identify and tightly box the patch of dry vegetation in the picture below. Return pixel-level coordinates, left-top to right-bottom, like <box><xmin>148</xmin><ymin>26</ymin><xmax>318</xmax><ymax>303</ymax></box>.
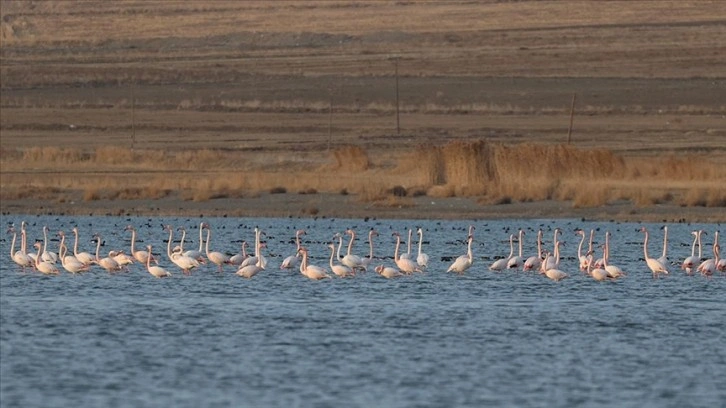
<box><xmin>3</xmin><ymin>140</ymin><xmax>724</xmax><ymax>212</ymax></box>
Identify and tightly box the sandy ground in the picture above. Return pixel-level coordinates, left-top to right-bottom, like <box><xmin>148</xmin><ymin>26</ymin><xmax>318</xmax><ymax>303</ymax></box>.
<box><xmin>2</xmin><ymin>193</ymin><xmax>723</xmax><ymax>223</ymax></box>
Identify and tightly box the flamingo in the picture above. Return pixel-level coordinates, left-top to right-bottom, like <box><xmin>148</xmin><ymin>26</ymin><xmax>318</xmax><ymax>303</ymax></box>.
<box><xmin>342</xmin><ymin>229</ymin><xmax>365</xmax><ymax>271</ymax></box>
<box><xmin>523</xmin><ymin>229</ymin><xmax>543</xmax><ymax>272</ymax></box>
<box><xmin>359</xmin><ymin>229</ymin><xmax>379</xmax><ymax>271</ymax></box>
<box><xmin>681</xmin><ymin>230</ymin><xmax>701</xmax><ymax>275</ymax></box>
<box><xmin>603</xmin><ymin>231</ymin><xmax>625</xmax><ymax>279</ymax></box>
<box><xmin>298</xmin><ymin>247</ymin><xmax>331</xmax><ymax>280</ymax></box>
<box><xmin>124</xmin><ymin>225</ymin><xmax>153</xmax><ymax>264</ymax></box>
<box><xmin>109</xmin><ymin>250</ymin><xmax>134</xmax><ymax>269</ymax></box>
<box><xmin>489</xmin><ymin>234</ymin><xmax>514</xmax><ymax>271</ymax></box>
<box><xmin>178</xmin><ymin>224</ymin><xmax>206</xmax><ymax>263</ymax></box>
<box><xmin>657</xmin><ymin>226</ymin><xmax>669</xmax><ymax>266</ymax></box>
<box><xmin>58</xmin><ymin>241</ymin><xmax>89</xmax><ymax>274</ymax></box>
<box><xmin>392</xmin><ymin>232</ymin><xmax>420</xmax><ymax>274</ymax></box>
<box><xmin>57</xmin><ymin>231</ymin><xmax>83</xmax><ymax>266</ymax></box>
<box><xmin>7</xmin><ymin>227</ymin><xmax>33</xmax><ymax>270</ymax></box>
<box><xmin>415</xmin><ymin>227</ymin><xmax>429</xmax><ymax>269</ymax></box>
<box><xmin>239</xmin><ymin>227</ymin><xmax>267</xmax><ymax>269</ymax></box>
<box><xmin>541</xmin><ymin>248</ymin><xmax>568</xmax><ymax>282</ymax></box>
<box><xmin>588</xmin><ymin>230</ymin><xmax>603</xmax><ymax>269</ymax></box>
<box><xmin>507</xmin><ymin>229</ymin><xmax>525</xmax><ymax>270</ymax></box>
<box><xmin>164</xmin><ymin>225</ymin><xmax>200</xmax><ymax>275</ymax></box>
<box><xmin>33</xmin><ymin>242</ymin><xmax>59</xmax><ymax>275</ymax></box>
<box><xmin>697</xmin><ymin>231</ymin><xmax>719</xmax><ymax>276</ymax></box>
<box><xmin>328</xmin><ymin>243</ymin><xmax>354</xmax><ymax>277</ymax></box>
<box><xmin>94</xmin><ymin>234</ymin><xmax>122</xmax><ymax>273</ymax></box>
<box><xmin>400</xmin><ymin>229</ymin><xmax>413</xmax><ymax>260</ymax></box>
<box><xmin>716</xmin><ymin>248</ymin><xmax>726</xmax><ymax>272</ymax></box>
<box><xmin>236</xmin><ymin>231</ymin><xmax>266</xmax><ymax>278</ymax></box>
<box><xmin>447</xmin><ymin>234</ymin><xmax>474</xmax><ymax>274</ymax></box>
<box><xmin>542</xmin><ymin>228</ymin><xmax>562</xmax><ymax>273</ymax></box>
<box><xmin>145</xmin><ymin>245</ymin><xmax>171</xmax><ymax>278</ymax></box>
<box><xmin>640</xmin><ymin>227</ymin><xmax>668</xmax><ymax>278</ymax></box>
<box><xmin>375</xmin><ymin>264</ymin><xmax>403</xmax><ymax>279</ymax></box>
<box><xmin>71</xmin><ymin>227</ymin><xmax>95</xmax><ymax>266</ymax></box>
<box><xmin>280</xmin><ymin>229</ymin><xmax>306</xmax><ymax>270</ymax></box>
<box><xmin>576</xmin><ymin>230</ymin><xmax>589</xmax><ymax>271</ymax></box>
<box><xmin>228</xmin><ymin>241</ymin><xmax>249</xmax><ymax>266</ymax></box>
<box><xmin>203</xmin><ymin>223</ymin><xmax>230</xmax><ymax>271</ymax></box>
<box><xmin>587</xmin><ymin>248</ymin><xmax>610</xmax><ymax>281</ymax></box>
<box><xmin>39</xmin><ymin>226</ymin><xmax>58</xmax><ymax>264</ymax></box>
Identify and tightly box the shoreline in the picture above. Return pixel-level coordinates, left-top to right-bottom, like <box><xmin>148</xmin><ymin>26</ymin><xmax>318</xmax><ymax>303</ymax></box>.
<box><xmin>1</xmin><ymin>193</ymin><xmax>723</xmax><ymax>223</ymax></box>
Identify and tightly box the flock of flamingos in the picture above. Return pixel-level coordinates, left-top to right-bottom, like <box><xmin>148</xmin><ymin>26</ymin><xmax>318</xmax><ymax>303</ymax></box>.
<box><xmin>5</xmin><ymin>221</ymin><xmax>724</xmax><ymax>281</ymax></box>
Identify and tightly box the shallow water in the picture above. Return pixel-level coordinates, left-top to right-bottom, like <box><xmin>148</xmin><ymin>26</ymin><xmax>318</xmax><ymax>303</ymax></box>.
<box><xmin>1</xmin><ymin>215</ymin><xmax>725</xmax><ymax>407</ymax></box>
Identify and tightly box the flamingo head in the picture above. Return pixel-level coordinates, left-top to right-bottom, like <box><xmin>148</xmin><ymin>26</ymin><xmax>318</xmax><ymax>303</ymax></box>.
<box><xmin>146</xmin><ymin>245</ymin><xmax>153</xmax><ymax>252</ymax></box>
<box><xmin>123</xmin><ymin>225</ymin><xmax>134</xmax><ymax>232</ymax></box>
<box><xmin>202</xmin><ymin>222</ymin><xmax>211</xmax><ymax>229</ymax></box>
<box><xmin>374</xmin><ymin>265</ymin><xmax>384</xmax><ymax>274</ymax></box>
<box><xmin>296</xmin><ymin>229</ymin><xmax>306</xmax><ymax>237</ymax></box>
<box><xmin>370</xmin><ymin>229</ymin><xmax>379</xmax><ymax>238</ymax></box>
<box><xmin>639</xmin><ymin>227</ymin><xmax>647</xmax><ymax>233</ymax></box>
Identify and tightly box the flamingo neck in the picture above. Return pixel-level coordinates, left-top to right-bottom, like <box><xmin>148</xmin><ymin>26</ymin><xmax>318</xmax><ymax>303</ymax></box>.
<box><xmin>507</xmin><ymin>236</ymin><xmax>514</xmax><ymax>257</ymax></box>
<box><xmin>167</xmin><ymin>228</ymin><xmax>174</xmax><ymax>258</ymax></box>
<box><xmin>347</xmin><ymin>231</ymin><xmax>355</xmax><ymax>255</ymax></box>
<box><xmin>417</xmin><ymin>230</ymin><xmax>423</xmax><ymax>256</ymax></box>
<box><xmin>336</xmin><ymin>236</ymin><xmax>344</xmax><ymax>261</ymax></box>
<box><xmin>205</xmin><ymin>228</ymin><xmax>212</xmax><ymax>257</ymax></box>
<box><xmin>643</xmin><ymin>230</ymin><xmax>650</xmax><ymax>260</ymax></box>
<box><xmin>536</xmin><ymin>232</ymin><xmax>542</xmax><ymax>258</ymax></box>
<box><xmin>394</xmin><ymin>235</ymin><xmax>401</xmax><ymax>261</ymax></box>
<box><xmin>518</xmin><ymin>231</ymin><xmax>523</xmax><ymax>257</ymax></box>
<box><xmin>130</xmin><ymin>229</ymin><xmax>137</xmax><ymax>254</ymax></box>
<box><xmin>198</xmin><ymin>224</ymin><xmax>204</xmax><ymax>252</ymax></box>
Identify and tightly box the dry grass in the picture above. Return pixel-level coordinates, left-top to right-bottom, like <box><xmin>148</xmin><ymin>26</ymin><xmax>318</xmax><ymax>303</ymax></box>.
<box><xmin>2</xmin><ymin>140</ymin><xmax>725</xmax><ymax>211</ymax></box>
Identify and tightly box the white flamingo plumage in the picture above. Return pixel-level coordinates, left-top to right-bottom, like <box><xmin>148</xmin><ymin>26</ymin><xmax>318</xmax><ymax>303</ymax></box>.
<box><xmin>229</xmin><ymin>241</ymin><xmax>249</xmax><ymax>266</ymax></box>
<box><xmin>280</xmin><ymin>230</ymin><xmax>306</xmax><ymax>270</ymax></box>
<box><xmin>541</xmin><ymin>228</ymin><xmax>562</xmax><ymax>273</ymax></box>
<box><xmin>697</xmin><ymin>231</ymin><xmax>719</xmax><ymax>276</ymax></box>
<box><xmin>94</xmin><ymin>234</ymin><xmax>122</xmax><ymax>273</ymax></box>
<box><xmin>203</xmin><ymin>223</ymin><xmax>230</xmax><ymax>272</ymax></box>
<box><xmin>33</xmin><ymin>242</ymin><xmax>59</xmax><ymax>275</ymax></box>
<box><xmin>342</xmin><ymin>229</ymin><xmax>365</xmax><ymax>272</ymax></box>
<box><xmin>640</xmin><ymin>227</ymin><xmax>669</xmax><ymax>278</ymax></box>
<box><xmin>523</xmin><ymin>229</ymin><xmax>543</xmax><ymax>272</ymax></box>
<box><xmin>576</xmin><ymin>230</ymin><xmax>589</xmax><ymax>271</ymax></box>
<box><xmin>681</xmin><ymin>230</ymin><xmax>701</xmax><ymax>275</ymax></box>
<box><xmin>447</xmin><ymin>233</ymin><xmax>474</xmax><ymax>274</ymax></box>
<box><xmin>39</xmin><ymin>226</ymin><xmax>58</xmax><ymax>264</ymax></box>
<box><xmin>164</xmin><ymin>225</ymin><xmax>200</xmax><ymax>275</ymax></box>
<box><xmin>400</xmin><ymin>229</ymin><xmax>414</xmax><ymax>261</ymax></box>
<box><xmin>145</xmin><ymin>245</ymin><xmax>171</xmax><ymax>278</ymax></box>
<box><xmin>58</xmin><ymin>242</ymin><xmax>89</xmax><ymax>274</ymax></box>
<box><xmin>587</xmin><ymin>248</ymin><xmax>610</xmax><ymax>281</ymax></box>
<box><xmin>657</xmin><ymin>226</ymin><xmax>669</xmax><ymax>266</ymax></box>
<box><xmin>178</xmin><ymin>224</ymin><xmax>206</xmax><ymax>263</ymax></box>
<box><xmin>239</xmin><ymin>228</ymin><xmax>267</xmax><ymax>269</ymax></box>
<box><xmin>541</xmin><ymin>248</ymin><xmax>568</xmax><ymax>282</ymax></box>
<box><xmin>507</xmin><ymin>229</ymin><xmax>525</xmax><ymax>270</ymax></box>
<box><xmin>375</xmin><ymin>264</ymin><xmax>403</xmax><ymax>279</ymax></box>
<box><xmin>359</xmin><ymin>229</ymin><xmax>379</xmax><ymax>272</ymax></box>
<box><xmin>298</xmin><ymin>247</ymin><xmax>331</xmax><ymax>280</ymax></box>
<box><xmin>328</xmin><ymin>243</ymin><xmax>354</xmax><ymax>277</ymax></box>
<box><xmin>7</xmin><ymin>227</ymin><xmax>33</xmax><ymax>270</ymax></box>
<box><xmin>393</xmin><ymin>232</ymin><xmax>421</xmax><ymax>274</ymax></box>
<box><xmin>71</xmin><ymin>227</ymin><xmax>95</xmax><ymax>266</ymax></box>
<box><xmin>489</xmin><ymin>234</ymin><xmax>514</xmax><ymax>271</ymax></box>
<box><xmin>124</xmin><ymin>225</ymin><xmax>153</xmax><ymax>265</ymax></box>
<box><xmin>415</xmin><ymin>228</ymin><xmax>429</xmax><ymax>269</ymax></box>
<box><xmin>603</xmin><ymin>231</ymin><xmax>625</xmax><ymax>279</ymax></box>
<box><xmin>236</xmin><ymin>239</ymin><xmax>266</xmax><ymax>278</ymax></box>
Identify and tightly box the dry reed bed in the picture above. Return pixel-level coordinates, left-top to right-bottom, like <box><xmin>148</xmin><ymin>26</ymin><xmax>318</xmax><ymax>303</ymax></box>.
<box><xmin>2</xmin><ymin>141</ymin><xmax>724</xmax><ymax>209</ymax></box>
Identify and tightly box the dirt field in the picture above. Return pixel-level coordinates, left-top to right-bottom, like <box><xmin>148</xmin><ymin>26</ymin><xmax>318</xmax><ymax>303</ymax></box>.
<box><xmin>1</xmin><ymin>1</ymin><xmax>725</xmax><ymax>221</ymax></box>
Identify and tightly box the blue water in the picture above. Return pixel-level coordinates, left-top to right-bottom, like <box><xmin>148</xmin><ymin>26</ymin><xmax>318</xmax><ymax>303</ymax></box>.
<box><xmin>1</xmin><ymin>216</ymin><xmax>724</xmax><ymax>408</ymax></box>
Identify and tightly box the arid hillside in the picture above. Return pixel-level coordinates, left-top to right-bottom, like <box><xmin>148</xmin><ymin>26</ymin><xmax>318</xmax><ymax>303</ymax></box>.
<box><xmin>1</xmin><ymin>1</ymin><xmax>725</xmax><ymax>218</ymax></box>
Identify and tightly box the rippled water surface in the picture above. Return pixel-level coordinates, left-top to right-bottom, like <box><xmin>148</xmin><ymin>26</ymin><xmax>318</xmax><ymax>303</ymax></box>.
<box><xmin>1</xmin><ymin>215</ymin><xmax>725</xmax><ymax>407</ymax></box>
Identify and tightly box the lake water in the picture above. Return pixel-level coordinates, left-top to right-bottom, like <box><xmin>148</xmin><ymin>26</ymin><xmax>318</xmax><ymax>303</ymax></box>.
<box><xmin>1</xmin><ymin>215</ymin><xmax>724</xmax><ymax>407</ymax></box>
